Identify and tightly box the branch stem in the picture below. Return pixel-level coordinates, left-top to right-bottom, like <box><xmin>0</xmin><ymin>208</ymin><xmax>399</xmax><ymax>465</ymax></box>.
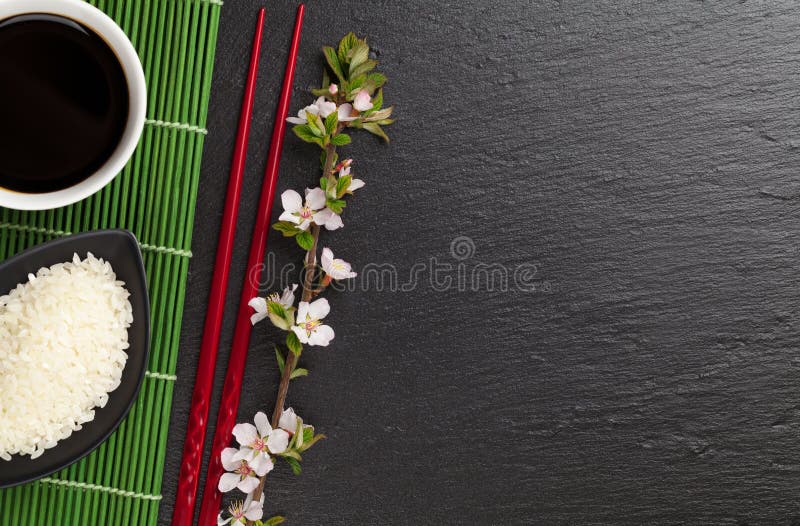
<box><xmin>246</xmin><ymin>137</ymin><xmax>340</xmax><ymax>524</ymax></box>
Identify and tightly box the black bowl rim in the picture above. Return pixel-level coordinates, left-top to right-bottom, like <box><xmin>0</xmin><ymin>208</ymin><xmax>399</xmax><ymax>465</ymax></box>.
<box><xmin>0</xmin><ymin>229</ymin><xmax>150</xmax><ymax>488</ymax></box>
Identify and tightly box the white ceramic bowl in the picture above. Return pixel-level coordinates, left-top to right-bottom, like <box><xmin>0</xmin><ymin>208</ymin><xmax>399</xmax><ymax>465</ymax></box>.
<box><xmin>0</xmin><ymin>0</ymin><xmax>146</xmax><ymax>211</ymax></box>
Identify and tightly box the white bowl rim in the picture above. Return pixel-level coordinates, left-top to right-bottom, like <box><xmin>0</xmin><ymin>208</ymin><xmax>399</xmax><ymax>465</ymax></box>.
<box><xmin>0</xmin><ymin>0</ymin><xmax>146</xmax><ymax>211</ymax></box>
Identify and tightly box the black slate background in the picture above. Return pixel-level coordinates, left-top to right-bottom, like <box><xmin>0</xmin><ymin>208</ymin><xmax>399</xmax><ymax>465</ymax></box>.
<box><xmin>159</xmin><ymin>1</ymin><xmax>800</xmax><ymax>524</ymax></box>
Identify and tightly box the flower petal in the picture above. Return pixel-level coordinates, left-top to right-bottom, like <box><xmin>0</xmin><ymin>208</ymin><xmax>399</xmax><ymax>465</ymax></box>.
<box><xmin>308</xmin><ymin>298</ymin><xmax>330</xmax><ymax>320</ymax></box>
<box><xmin>348</xmin><ymin>178</ymin><xmax>365</xmax><ymax>191</ymax></box>
<box><xmin>218</xmin><ymin>472</ymin><xmax>240</xmax><ymax>493</ymax></box>
<box><xmin>217</xmin><ymin>512</ymin><xmax>232</xmax><ymax>526</ymax></box>
<box><xmin>278</xmin><ymin>408</ymin><xmax>298</xmax><ymax>433</ymax></box>
<box><xmin>249</xmin><ymin>453</ymin><xmax>273</xmax><ymax>476</ymax></box>
<box><xmin>291</xmin><ymin>325</ymin><xmax>310</xmax><ymax>344</ymax></box>
<box><xmin>323</xmin><ymin>211</ymin><xmax>344</xmax><ymax>231</ymax></box>
<box><xmin>253</xmin><ymin>411</ymin><xmax>271</xmax><ymax>437</ymax></box>
<box><xmin>232</xmin><ymin>447</ymin><xmax>255</xmax><ymax>463</ymax></box>
<box><xmin>305</xmin><ymin>187</ymin><xmax>326</xmax><ymax>210</ymax></box>
<box><xmin>312</xmin><ymin>208</ymin><xmax>332</xmax><ymax>227</ymax></box>
<box><xmin>286</xmin><ymin>116</ymin><xmax>306</xmax><ymax>124</ymax></box>
<box><xmin>232</xmin><ymin>422</ymin><xmax>258</xmax><ymax>447</ymax></box>
<box><xmin>237</xmin><ymin>476</ymin><xmax>260</xmax><ymax>494</ymax></box>
<box><xmin>280</xmin><ymin>284</ymin><xmax>298</xmax><ymax>308</ymax></box>
<box><xmin>245</xmin><ymin>500</ymin><xmax>264</xmax><ymax>521</ymax></box>
<box><xmin>266</xmin><ymin>429</ymin><xmax>290</xmax><ymax>454</ymax></box>
<box><xmin>353</xmin><ymin>90</ymin><xmax>372</xmax><ymax>112</ymax></box>
<box><xmin>220</xmin><ymin>447</ymin><xmax>239</xmax><ymax>471</ymax></box>
<box><xmin>248</xmin><ymin>297</ymin><xmax>267</xmax><ymax>314</ymax></box>
<box><xmin>337</xmin><ymin>103</ymin><xmax>357</xmax><ymax>121</ymax></box>
<box><xmin>281</xmin><ymin>189</ymin><xmax>303</xmax><ymax>213</ymax></box>
<box><xmin>296</xmin><ymin>301</ymin><xmax>310</xmax><ymax>321</ymax></box>
<box><xmin>317</xmin><ymin>99</ymin><xmax>337</xmax><ymax>118</ymax></box>
<box><xmin>321</xmin><ymin>247</ymin><xmax>334</xmax><ymax>271</ymax></box>
<box><xmin>308</xmin><ymin>324</ymin><xmax>335</xmax><ymax>346</ymax></box>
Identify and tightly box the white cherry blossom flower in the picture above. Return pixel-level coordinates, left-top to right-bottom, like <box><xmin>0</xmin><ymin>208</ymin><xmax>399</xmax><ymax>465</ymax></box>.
<box><xmin>334</xmin><ymin>159</ymin><xmax>364</xmax><ymax>192</ymax></box>
<box><xmin>321</xmin><ymin>248</ymin><xmax>357</xmax><ymax>280</ymax></box>
<box><xmin>337</xmin><ymin>103</ymin><xmax>357</xmax><ymax>122</ymax></box>
<box><xmin>353</xmin><ymin>90</ymin><xmax>373</xmax><ymax>112</ymax></box>
<box><xmin>286</xmin><ymin>96</ymin><xmax>337</xmax><ymax>124</ymax></box>
<box><xmin>279</xmin><ymin>188</ymin><xmax>327</xmax><ymax>230</ymax></box>
<box><xmin>232</xmin><ymin>411</ymin><xmax>290</xmax><ymax>461</ymax></box>
<box><xmin>278</xmin><ymin>407</ymin><xmax>299</xmax><ymax>434</ymax></box>
<box><xmin>217</xmin><ymin>493</ymin><xmax>264</xmax><ymax>526</ymax></box>
<box><xmin>248</xmin><ymin>284</ymin><xmax>298</xmax><ymax>326</ymax></box>
<box><xmin>269</xmin><ymin>283</ymin><xmax>298</xmax><ymax>309</ymax></box>
<box><xmin>336</xmin><ymin>159</ymin><xmax>352</xmax><ymax>176</ymax></box>
<box><xmin>348</xmin><ymin>178</ymin><xmax>365</xmax><ymax>192</ymax></box>
<box><xmin>313</xmin><ymin>208</ymin><xmax>344</xmax><ymax>231</ymax></box>
<box><xmin>292</xmin><ymin>298</ymin><xmax>335</xmax><ymax>346</ymax></box>
<box><xmin>219</xmin><ymin>447</ymin><xmax>272</xmax><ymax>494</ymax></box>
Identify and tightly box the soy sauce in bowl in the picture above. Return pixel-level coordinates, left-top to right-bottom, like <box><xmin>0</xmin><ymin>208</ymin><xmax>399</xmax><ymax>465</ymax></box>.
<box><xmin>0</xmin><ymin>13</ymin><xmax>129</xmax><ymax>194</ymax></box>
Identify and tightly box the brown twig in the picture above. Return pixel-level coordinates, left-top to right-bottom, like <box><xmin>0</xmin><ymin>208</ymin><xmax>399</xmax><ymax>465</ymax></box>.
<box><xmin>246</xmin><ymin>136</ymin><xmax>340</xmax><ymax>524</ymax></box>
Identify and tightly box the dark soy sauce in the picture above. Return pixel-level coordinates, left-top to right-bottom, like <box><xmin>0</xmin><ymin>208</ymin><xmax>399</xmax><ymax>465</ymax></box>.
<box><xmin>0</xmin><ymin>14</ymin><xmax>128</xmax><ymax>193</ymax></box>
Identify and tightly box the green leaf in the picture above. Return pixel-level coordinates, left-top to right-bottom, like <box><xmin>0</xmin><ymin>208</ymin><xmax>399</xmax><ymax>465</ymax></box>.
<box><xmin>348</xmin><ymin>75</ymin><xmax>366</xmax><ymax>93</ymax></box>
<box><xmin>275</xmin><ymin>346</ymin><xmax>285</xmax><ymax>373</ymax></box>
<box><xmin>319</xmin><ymin>177</ymin><xmax>328</xmax><ymax>190</ymax></box>
<box><xmin>267</xmin><ymin>301</ymin><xmax>292</xmax><ymax>330</ymax></box>
<box><xmin>367</xmin><ymin>72</ymin><xmax>387</xmax><ymax>89</ymax></box>
<box><xmin>299</xmin><ymin>433</ymin><xmax>326</xmax><ymax>452</ymax></box>
<box><xmin>286</xmin><ymin>331</ymin><xmax>303</xmax><ymax>356</ymax></box>
<box><xmin>295</xmin><ymin>231</ymin><xmax>314</xmax><ymax>251</ymax></box>
<box><xmin>363</xmin><ymin>122</ymin><xmax>390</xmax><ymax>142</ymax></box>
<box><xmin>322</xmin><ymin>68</ymin><xmax>331</xmax><ymax>89</ymax></box>
<box><xmin>302</xmin><ymin>426</ymin><xmax>314</xmax><ymax>445</ymax></box>
<box><xmin>331</xmin><ymin>133</ymin><xmax>352</xmax><ymax>146</ymax></box>
<box><xmin>348</xmin><ymin>42</ymin><xmax>370</xmax><ymax>73</ymax></box>
<box><xmin>283</xmin><ymin>448</ymin><xmax>302</xmax><ymax>460</ymax></box>
<box><xmin>268</xmin><ymin>301</ymin><xmax>286</xmax><ymax>319</ymax></box>
<box><xmin>338</xmin><ymin>32</ymin><xmax>359</xmax><ymax>65</ymax></box>
<box><xmin>350</xmin><ymin>59</ymin><xmax>377</xmax><ymax>79</ymax></box>
<box><xmin>326</xmin><ymin>198</ymin><xmax>346</xmax><ymax>215</ymax></box>
<box><xmin>284</xmin><ymin>456</ymin><xmax>302</xmax><ymax>475</ymax></box>
<box><xmin>323</xmin><ymin>46</ymin><xmax>345</xmax><ymax>82</ymax></box>
<box><xmin>365</xmin><ymin>107</ymin><xmax>393</xmax><ymax>122</ymax></box>
<box><xmin>336</xmin><ymin>175</ymin><xmax>352</xmax><ymax>198</ymax></box>
<box><xmin>324</xmin><ymin>110</ymin><xmax>338</xmax><ymax>135</ymax></box>
<box><xmin>306</xmin><ymin>113</ymin><xmax>325</xmax><ymax>136</ymax></box>
<box><xmin>272</xmin><ymin>221</ymin><xmax>300</xmax><ymax>237</ymax></box>
<box><xmin>290</xmin><ymin>367</ymin><xmax>308</xmax><ymax>380</ymax></box>
<box><xmin>293</xmin><ymin>419</ymin><xmax>305</xmax><ymax>448</ymax></box>
<box><xmin>264</xmin><ymin>517</ymin><xmax>286</xmax><ymax>526</ymax></box>
<box><xmin>292</xmin><ymin>124</ymin><xmax>318</xmax><ymax>143</ymax></box>
<box><xmin>336</xmin><ymin>175</ymin><xmax>353</xmax><ymax>198</ymax></box>
<box><xmin>371</xmin><ymin>88</ymin><xmax>383</xmax><ymax>112</ymax></box>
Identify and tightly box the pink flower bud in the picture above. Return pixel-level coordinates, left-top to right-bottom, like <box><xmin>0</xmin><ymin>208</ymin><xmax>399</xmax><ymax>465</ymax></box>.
<box><xmin>329</xmin><ymin>83</ymin><xmax>338</xmax><ymax>95</ymax></box>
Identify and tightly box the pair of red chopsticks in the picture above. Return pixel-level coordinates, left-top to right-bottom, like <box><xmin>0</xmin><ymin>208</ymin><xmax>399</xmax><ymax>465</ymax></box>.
<box><xmin>170</xmin><ymin>6</ymin><xmax>305</xmax><ymax>526</ymax></box>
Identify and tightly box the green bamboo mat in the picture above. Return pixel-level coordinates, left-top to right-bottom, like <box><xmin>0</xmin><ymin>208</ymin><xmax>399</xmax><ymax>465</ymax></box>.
<box><xmin>0</xmin><ymin>0</ymin><xmax>222</xmax><ymax>524</ymax></box>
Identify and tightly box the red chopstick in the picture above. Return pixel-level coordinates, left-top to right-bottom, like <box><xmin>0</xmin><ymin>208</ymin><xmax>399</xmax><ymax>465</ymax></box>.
<box><xmin>170</xmin><ymin>9</ymin><xmax>266</xmax><ymax>526</ymax></box>
<box><xmin>196</xmin><ymin>5</ymin><xmax>306</xmax><ymax>525</ymax></box>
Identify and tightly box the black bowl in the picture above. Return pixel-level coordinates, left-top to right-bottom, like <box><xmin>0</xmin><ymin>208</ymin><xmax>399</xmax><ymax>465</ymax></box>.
<box><xmin>0</xmin><ymin>229</ymin><xmax>150</xmax><ymax>488</ymax></box>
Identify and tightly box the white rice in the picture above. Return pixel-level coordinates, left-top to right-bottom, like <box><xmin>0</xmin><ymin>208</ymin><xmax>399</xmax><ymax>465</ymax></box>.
<box><xmin>0</xmin><ymin>253</ymin><xmax>132</xmax><ymax>461</ymax></box>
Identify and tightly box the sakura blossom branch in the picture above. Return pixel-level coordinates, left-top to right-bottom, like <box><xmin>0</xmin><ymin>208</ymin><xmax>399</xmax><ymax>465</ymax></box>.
<box><xmin>215</xmin><ymin>33</ymin><xmax>394</xmax><ymax>526</ymax></box>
